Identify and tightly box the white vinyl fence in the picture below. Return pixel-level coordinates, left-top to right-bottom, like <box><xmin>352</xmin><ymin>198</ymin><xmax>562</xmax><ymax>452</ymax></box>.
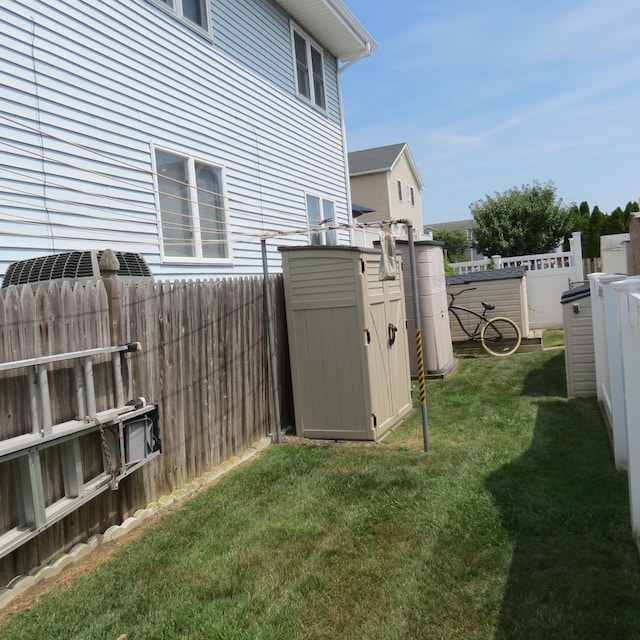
<box><xmin>450</xmin><ymin>233</ymin><xmax>585</xmax><ymax>329</ymax></box>
<box><xmin>589</xmin><ymin>273</ymin><xmax>640</xmax><ymax>547</ymax></box>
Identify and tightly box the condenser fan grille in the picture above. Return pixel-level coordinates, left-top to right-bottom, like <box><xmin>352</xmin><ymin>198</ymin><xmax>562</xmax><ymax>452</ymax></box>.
<box><xmin>105</xmin><ymin>251</ymin><xmax>152</xmax><ymax>278</ymax></box>
<box><xmin>2</xmin><ymin>251</ymin><xmax>153</xmax><ymax>288</ymax></box>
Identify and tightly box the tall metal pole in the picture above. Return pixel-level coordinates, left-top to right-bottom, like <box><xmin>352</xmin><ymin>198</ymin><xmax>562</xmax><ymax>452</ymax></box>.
<box><xmin>405</xmin><ymin>221</ymin><xmax>430</xmax><ymax>452</ymax></box>
<box><xmin>261</xmin><ymin>238</ymin><xmax>282</xmax><ymax>444</ymax></box>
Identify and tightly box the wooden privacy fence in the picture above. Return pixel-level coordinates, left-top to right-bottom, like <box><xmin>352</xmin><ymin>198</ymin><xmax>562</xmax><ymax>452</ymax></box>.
<box><xmin>0</xmin><ymin>275</ymin><xmax>291</xmax><ymax>586</ymax></box>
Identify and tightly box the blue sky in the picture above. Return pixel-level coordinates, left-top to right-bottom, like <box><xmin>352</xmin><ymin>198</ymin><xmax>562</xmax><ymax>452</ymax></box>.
<box><xmin>340</xmin><ymin>0</ymin><xmax>640</xmax><ymax>224</ymax></box>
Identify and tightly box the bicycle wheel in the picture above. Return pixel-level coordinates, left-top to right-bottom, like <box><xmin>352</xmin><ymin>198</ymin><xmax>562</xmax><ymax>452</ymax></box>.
<box><xmin>480</xmin><ymin>317</ymin><xmax>521</xmax><ymax>357</ymax></box>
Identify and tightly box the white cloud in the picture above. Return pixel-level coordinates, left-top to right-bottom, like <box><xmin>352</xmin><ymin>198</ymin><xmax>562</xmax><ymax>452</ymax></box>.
<box><xmin>536</xmin><ymin>0</ymin><xmax>640</xmax><ymax>62</ymax></box>
<box><xmin>429</xmin><ymin>131</ymin><xmax>484</xmax><ymax>149</ymax></box>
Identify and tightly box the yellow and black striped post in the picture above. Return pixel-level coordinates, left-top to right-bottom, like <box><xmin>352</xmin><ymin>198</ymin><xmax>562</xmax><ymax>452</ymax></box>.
<box><xmin>404</xmin><ymin>221</ymin><xmax>430</xmax><ymax>452</ymax></box>
<box><xmin>415</xmin><ymin>328</ymin><xmax>427</xmax><ymax>406</ymax></box>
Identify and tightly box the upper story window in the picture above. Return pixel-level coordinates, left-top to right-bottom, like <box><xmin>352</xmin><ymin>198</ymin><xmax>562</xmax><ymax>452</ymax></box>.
<box><xmin>306</xmin><ymin>194</ymin><xmax>336</xmax><ymax>245</ymax></box>
<box><xmin>409</xmin><ymin>186</ymin><xmax>415</xmax><ymax>206</ymax></box>
<box><xmin>154</xmin><ymin>0</ymin><xmax>209</xmax><ymax>32</ymax></box>
<box><xmin>154</xmin><ymin>148</ymin><xmax>228</xmax><ymax>261</ymax></box>
<box><xmin>293</xmin><ymin>29</ymin><xmax>326</xmax><ymax>110</ymax></box>
<box><xmin>397</xmin><ymin>180</ymin><xmax>403</xmax><ymax>201</ymax></box>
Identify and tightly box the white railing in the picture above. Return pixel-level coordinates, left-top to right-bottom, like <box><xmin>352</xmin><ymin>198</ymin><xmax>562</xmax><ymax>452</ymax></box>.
<box><xmin>452</xmin><ymin>251</ymin><xmax>574</xmax><ymax>274</ymax></box>
<box><xmin>590</xmin><ymin>273</ymin><xmax>640</xmax><ymax>548</ymax></box>
<box><xmin>450</xmin><ymin>232</ymin><xmax>582</xmax><ymax>274</ymax></box>
<box><xmin>449</xmin><ymin>233</ymin><xmax>584</xmax><ymax>329</ymax></box>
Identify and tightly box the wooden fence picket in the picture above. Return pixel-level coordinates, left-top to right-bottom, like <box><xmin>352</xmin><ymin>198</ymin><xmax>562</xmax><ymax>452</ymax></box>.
<box><xmin>0</xmin><ymin>275</ymin><xmax>291</xmax><ymax>586</ymax></box>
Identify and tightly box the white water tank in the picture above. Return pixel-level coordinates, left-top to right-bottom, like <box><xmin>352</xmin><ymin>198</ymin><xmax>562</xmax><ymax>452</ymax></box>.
<box><xmin>395</xmin><ymin>240</ymin><xmax>456</xmax><ymax>377</ymax></box>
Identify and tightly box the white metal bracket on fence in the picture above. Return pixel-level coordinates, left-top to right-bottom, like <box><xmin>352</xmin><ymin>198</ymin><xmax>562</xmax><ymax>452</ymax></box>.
<box><xmin>0</xmin><ymin>343</ymin><xmax>160</xmax><ymax>559</ymax></box>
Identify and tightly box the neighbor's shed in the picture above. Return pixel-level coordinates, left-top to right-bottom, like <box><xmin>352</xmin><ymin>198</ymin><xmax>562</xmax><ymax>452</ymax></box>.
<box><xmin>446</xmin><ymin>267</ymin><xmax>529</xmax><ymax>341</ymax></box>
<box><xmin>279</xmin><ymin>245</ymin><xmax>412</xmax><ymax>441</ymax></box>
<box><xmin>561</xmin><ymin>283</ymin><xmax>596</xmax><ymax>397</ymax></box>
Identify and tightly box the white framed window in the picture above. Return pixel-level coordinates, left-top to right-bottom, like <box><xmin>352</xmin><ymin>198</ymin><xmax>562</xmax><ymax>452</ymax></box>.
<box><xmin>154</xmin><ymin>148</ymin><xmax>229</xmax><ymax>261</ymax></box>
<box><xmin>152</xmin><ymin>0</ymin><xmax>209</xmax><ymax>32</ymax></box>
<box><xmin>409</xmin><ymin>186</ymin><xmax>415</xmax><ymax>206</ymax></box>
<box><xmin>306</xmin><ymin>194</ymin><xmax>336</xmax><ymax>245</ymax></box>
<box><xmin>397</xmin><ymin>180</ymin><xmax>403</xmax><ymax>201</ymax></box>
<box><xmin>293</xmin><ymin>28</ymin><xmax>326</xmax><ymax>110</ymax></box>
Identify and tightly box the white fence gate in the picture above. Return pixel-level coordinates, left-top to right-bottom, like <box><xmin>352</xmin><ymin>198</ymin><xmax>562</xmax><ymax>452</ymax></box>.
<box><xmin>450</xmin><ymin>233</ymin><xmax>585</xmax><ymax>329</ymax></box>
<box><xmin>589</xmin><ymin>273</ymin><xmax>640</xmax><ymax>549</ymax></box>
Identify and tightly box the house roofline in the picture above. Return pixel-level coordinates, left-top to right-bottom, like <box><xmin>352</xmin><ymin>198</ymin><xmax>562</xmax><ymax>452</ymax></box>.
<box><xmin>350</xmin><ymin>144</ymin><xmax>425</xmax><ymax>190</ymax></box>
<box><xmin>391</xmin><ymin>144</ymin><xmax>424</xmax><ymax>190</ymax></box>
<box><xmin>275</xmin><ymin>0</ymin><xmax>377</xmax><ymax>62</ymax></box>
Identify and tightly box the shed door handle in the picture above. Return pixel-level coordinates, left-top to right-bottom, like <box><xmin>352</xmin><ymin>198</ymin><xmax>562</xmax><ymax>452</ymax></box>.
<box><xmin>388</xmin><ymin>323</ymin><xmax>398</xmax><ymax>346</ymax></box>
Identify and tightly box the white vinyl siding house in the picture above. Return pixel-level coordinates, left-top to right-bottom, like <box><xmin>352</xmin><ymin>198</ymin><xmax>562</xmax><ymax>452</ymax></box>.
<box><xmin>293</xmin><ymin>28</ymin><xmax>326</xmax><ymax>110</ymax></box>
<box><xmin>151</xmin><ymin>0</ymin><xmax>210</xmax><ymax>33</ymax></box>
<box><xmin>305</xmin><ymin>193</ymin><xmax>337</xmax><ymax>246</ymax></box>
<box><xmin>154</xmin><ymin>148</ymin><xmax>229</xmax><ymax>261</ymax></box>
<box><xmin>0</xmin><ymin>0</ymin><xmax>375</xmax><ymax>280</ymax></box>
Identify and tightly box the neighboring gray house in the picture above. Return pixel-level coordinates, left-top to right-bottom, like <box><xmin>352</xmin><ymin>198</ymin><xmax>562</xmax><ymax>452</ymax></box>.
<box><xmin>348</xmin><ymin>143</ymin><xmax>424</xmax><ymax>232</ymax></box>
<box><xmin>0</xmin><ymin>0</ymin><xmax>376</xmax><ymax>281</ymax></box>
<box><xmin>426</xmin><ymin>218</ymin><xmax>483</xmax><ymax>262</ymax></box>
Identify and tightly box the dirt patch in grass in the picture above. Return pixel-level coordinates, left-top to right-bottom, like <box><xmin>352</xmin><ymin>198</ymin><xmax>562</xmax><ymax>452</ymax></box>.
<box><xmin>0</xmin><ymin>507</ymin><xmax>170</xmax><ymax>626</ymax></box>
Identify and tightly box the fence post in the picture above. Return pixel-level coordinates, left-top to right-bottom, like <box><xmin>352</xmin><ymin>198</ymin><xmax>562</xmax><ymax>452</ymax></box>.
<box><xmin>630</xmin><ymin>214</ymin><xmax>640</xmax><ymax>276</ymax></box>
<box><xmin>618</xmin><ymin>287</ymin><xmax>640</xmax><ymax>547</ymax></box>
<box><xmin>99</xmin><ymin>249</ymin><xmax>129</xmax><ymax>400</ymax></box>
<box><xmin>99</xmin><ymin>249</ymin><xmax>122</xmax><ymax>345</ymax></box>
<box><xmin>570</xmin><ymin>232</ymin><xmax>584</xmax><ymax>281</ymax></box>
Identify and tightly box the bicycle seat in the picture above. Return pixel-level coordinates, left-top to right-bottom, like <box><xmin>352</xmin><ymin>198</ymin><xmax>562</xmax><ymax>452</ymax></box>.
<box><xmin>481</xmin><ymin>301</ymin><xmax>495</xmax><ymax>311</ymax></box>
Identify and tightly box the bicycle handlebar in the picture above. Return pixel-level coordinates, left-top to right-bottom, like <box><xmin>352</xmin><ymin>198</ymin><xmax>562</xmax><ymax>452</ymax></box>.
<box><xmin>449</xmin><ymin>286</ymin><xmax>477</xmax><ymax>300</ymax></box>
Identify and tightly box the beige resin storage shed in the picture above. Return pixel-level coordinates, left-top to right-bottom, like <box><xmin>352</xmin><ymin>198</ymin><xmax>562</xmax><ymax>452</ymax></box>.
<box><xmin>561</xmin><ymin>284</ymin><xmax>596</xmax><ymax>397</ymax></box>
<box><xmin>446</xmin><ymin>267</ymin><xmax>529</xmax><ymax>342</ymax></box>
<box><xmin>279</xmin><ymin>245</ymin><xmax>412</xmax><ymax>441</ymax></box>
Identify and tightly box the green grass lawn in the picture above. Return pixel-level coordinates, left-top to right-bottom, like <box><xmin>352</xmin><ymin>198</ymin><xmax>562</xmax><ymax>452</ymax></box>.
<box><xmin>542</xmin><ymin>327</ymin><xmax>565</xmax><ymax>348</ymax></box>
<box><xmin>2</xmin><ymin>350</ymin><xmax>640</xmax><ymax>639</ymax></box>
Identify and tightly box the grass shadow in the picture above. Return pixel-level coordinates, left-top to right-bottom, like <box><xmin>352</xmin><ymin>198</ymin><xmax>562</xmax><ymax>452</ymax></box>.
<box><xmin>486</xmin><ymin>392</ymin><xmax>640</xmax><ymax>639</ymax></box>
<box><xmin>520</xmin><ymin>350</ymin><xmax>566</xmax><ymax>397</ymax></box>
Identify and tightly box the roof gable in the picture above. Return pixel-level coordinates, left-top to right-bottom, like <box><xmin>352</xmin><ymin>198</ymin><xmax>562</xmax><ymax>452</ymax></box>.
<box><xmin>348</xmin><ymin>142</ymin><xmax>424</xmax><ymax>189</ymax></box>
<box><xmin>348</xmin><ymin>143</ymin><xmax>406</xmax><ymax>174</ymax></box>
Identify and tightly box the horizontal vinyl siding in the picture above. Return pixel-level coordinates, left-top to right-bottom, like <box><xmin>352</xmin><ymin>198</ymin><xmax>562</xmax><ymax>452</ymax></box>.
<box><xmin>389</xmin><ymin>156</ymin><xmax>422</xmax><ymax>229</ymax></box>
<box><xmin>350</xmin><ymin>174</ymin><xmax>390</xmax><ymax>218</ymax></box>
<box><xmin>286</xmin><ymin>254</ymin><xmax>358</xmax><ymax>306</ymax></box>
<box><xmin>0</xmin><ymin>0</ymin><xmax>349</xmax><ymax>281</ymax></box>
<box><xmin>563</xmin><ymin>299</ymin><xmax>596</xmax><ymax>397</ymax></box>
<box><xmin>213</xmin><ymin>0</ymin><xmax>341</xmax><ymax>120</ymax></box>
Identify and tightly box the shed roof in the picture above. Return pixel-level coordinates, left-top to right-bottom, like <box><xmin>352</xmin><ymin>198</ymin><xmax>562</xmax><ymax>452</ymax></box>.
<box><xmin>446</xmin><ymin>266</ymin><xmax>526</xmax><ymax>286</ymax></box>
<box><xmin>426</xmin><ymin>219</ymin><xmax>476</xmax><ymax>232</ymax></box>
<box><xmin>561</xmin><ymin>283</ymin><xmax>591</xmax><ymax>304</ymax></box>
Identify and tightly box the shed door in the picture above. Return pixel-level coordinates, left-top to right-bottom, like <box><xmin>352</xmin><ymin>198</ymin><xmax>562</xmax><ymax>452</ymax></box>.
<box><xmin>364</xmin><ymin>256</ymin><xmax>412</xmax><ymax>438</ymax></box>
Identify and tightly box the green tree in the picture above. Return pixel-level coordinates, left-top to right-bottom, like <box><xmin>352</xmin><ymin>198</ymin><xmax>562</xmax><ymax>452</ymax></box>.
<box><xmin>471</xmin><ymin>181</ymin><xmax>570</xmax><ymax>257</ymax></box>
<box><xmin>584</xmin><ymin>205</ymin><xmax>606</xmax><ymax>258</ymax></box>
<box><xmin>432</xmin><ymin>229</ymin><xmax>469</xmax><ymax>263</ymax></box>
<box><xmin>579</xmin><ymin>201</ymin><xmax>591</xmax><ymax>218</ymax></box>
<box><xmin>624</xmin><ymin>200</ymin><xmax>640</xmax><ymax>219</ymax></box>
<box><xmin>606</xmin><ymin>207</ymin><xmax>626</xmax><ymax>235</ymax></box>
<box><xmin>562</xmin><ymin>202</ymin><xmax>588</xmax><ymax>252</ymax></box>
<box><xmin>565</xmin><ymin>200</ymin><xmax>638</xmax><ymax>258</ymax></box>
